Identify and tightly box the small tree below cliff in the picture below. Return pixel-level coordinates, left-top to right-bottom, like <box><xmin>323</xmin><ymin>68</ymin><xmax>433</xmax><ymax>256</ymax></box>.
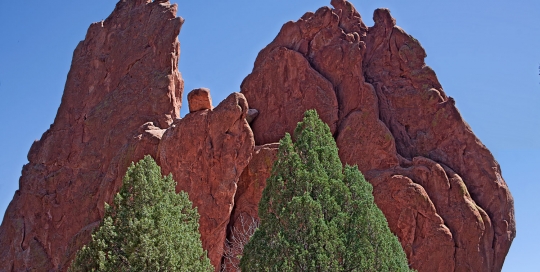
<box><xmin>240</xmin><ymin>110</ymin><xmax>412</xmax><ymax>271</ymax></box>
<box><xmin>69</xmin><ymin>155</ymin><xmax>213</xmax><ymax>272</ymax></box>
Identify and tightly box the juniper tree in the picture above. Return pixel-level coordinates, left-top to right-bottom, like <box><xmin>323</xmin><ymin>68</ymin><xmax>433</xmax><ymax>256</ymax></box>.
<box><xmin>240</xmin><ymin>110</ymin><xmax>412</xmax><ymax>271</ymax></box>
<box><xmin>69</xmin><ymin>155</ymin><xmax>212</xmax><ymax>272</ymax></box>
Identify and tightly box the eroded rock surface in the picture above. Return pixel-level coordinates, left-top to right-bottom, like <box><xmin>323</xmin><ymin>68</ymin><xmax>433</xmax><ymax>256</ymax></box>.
<box><xmin>240</xmin><ymin>0</ymin><xmax>515</xmax><ymax>271</ymax></box>
<box><xmin>368</xmin><ymin>171</ymin><xmax>456</xmax><ymax>271</ymax></box>
<box><xmin>0</xmin><ymin>0</ymin><xmax>183</xmax><ymax>270</ymax></box>
<box><xmin>158</xmin><ymin>92</ymin><xmax>254</xmax><ymax>270</ymax></box>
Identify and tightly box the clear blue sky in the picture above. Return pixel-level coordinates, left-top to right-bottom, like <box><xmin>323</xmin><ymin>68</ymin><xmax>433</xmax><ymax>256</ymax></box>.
<box><xmin>0</xmin><ymin>1</ymin><xmax>538</xmax><ymax>270</ymax></box>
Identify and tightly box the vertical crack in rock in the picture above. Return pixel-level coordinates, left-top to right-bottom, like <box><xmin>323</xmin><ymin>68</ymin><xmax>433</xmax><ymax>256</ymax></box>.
<box><xmin>223</xmin><ymin>143</ymin><xmax>279</xmax><ymax>270</ymax></box>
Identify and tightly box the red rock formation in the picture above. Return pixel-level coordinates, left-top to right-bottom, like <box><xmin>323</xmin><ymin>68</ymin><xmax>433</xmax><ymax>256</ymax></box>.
<box><xmin>240</xmin><ymin>0</ymin><xmax>515</xmax><ymax>271</ymax></box>
<box><xmin>0</xmin><ymin>0</ymin><xmax>183</xmax><ymax>270</ymax></box>
<box><xmin>363</xmin><ymin>8</ymin><xmax>507</xmax><ymax>271</ymax></box>
<box><xmin>0</xmin><ymin>0</ymin><xmax>515</xmax><ymax>271</ymax></box>
<box><xmin>157</xmin><ymin>92</ymin><xmax>254</xmax><ymax>270</ymax></box>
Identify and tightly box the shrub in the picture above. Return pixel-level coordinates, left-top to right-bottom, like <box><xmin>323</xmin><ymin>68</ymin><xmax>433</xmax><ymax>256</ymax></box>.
<box><xmin>69</xmin><ymin>155</ymin><xmax>213</xmax><ymax>272</ymax></box>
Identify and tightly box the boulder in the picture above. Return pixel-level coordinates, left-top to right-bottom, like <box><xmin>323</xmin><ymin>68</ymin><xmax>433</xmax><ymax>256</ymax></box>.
<box><xmin>188</xmin><ymin>87</ymin><xmax>213</xmax><ymax>112</ymax></box>
<box><xmin>241</xmin><ymin>46</ymin><xmax>339</xmax><ymax>145</ymax></box>
<box><xmin>246</xmin><ymin>108</ymin><xmax>259</xmax><ymax>124</ymax></box>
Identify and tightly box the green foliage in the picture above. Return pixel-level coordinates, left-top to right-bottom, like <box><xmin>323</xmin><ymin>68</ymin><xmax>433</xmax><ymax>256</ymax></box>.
<box><xmin>69</xmin><ymin>155</ymin><xmax>213</xmax><ymax>272</ymax></box>
<box><xmin>240</xmin><ymin>110</ymin><xmax>413</xmax><ymax>271</ymax></box>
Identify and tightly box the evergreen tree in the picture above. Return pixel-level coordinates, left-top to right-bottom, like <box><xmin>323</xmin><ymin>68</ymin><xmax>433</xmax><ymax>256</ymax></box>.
<box><xmin>240</xmin><ymin>110</ymin><xmax>412</xmax><ymax>271</ymax></box>
<box><xmin>69</xmin><ymin>155</ymin><xmax>213</xmax><ymax>272</ymax></box>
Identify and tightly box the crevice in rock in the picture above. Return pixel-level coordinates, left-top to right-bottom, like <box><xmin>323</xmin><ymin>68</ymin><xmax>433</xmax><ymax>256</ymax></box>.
<box><xmin>19</xmin><ymin>218</ymin><xmax>25</xmax><ymax>251</ymax></box>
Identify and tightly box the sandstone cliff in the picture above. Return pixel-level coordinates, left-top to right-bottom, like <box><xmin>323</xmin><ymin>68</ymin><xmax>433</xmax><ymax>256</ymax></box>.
<box><xmin>0</xmin><ymin>0</ymin><xmax>514</xmax><ymax>271</ymax></box>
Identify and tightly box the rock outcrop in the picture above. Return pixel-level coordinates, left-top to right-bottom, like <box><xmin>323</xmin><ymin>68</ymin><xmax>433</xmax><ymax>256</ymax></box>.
<box><xmin>0</xmin><ymin>0</ymin><xmax>184</xmax><ymax>270</ymax></box>
<box><xmin>240</xmin><ymin>0</ymin><xmax>515</xmax><ymax>271</ymax></box>
<box><xmin>158</xmin><ymin>92</ymin><xmax>254</xmax><ymax>269</ymax></box>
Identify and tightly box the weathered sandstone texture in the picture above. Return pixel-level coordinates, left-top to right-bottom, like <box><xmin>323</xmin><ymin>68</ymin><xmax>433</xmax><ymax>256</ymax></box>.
<box><xmin>240</xmin><ymin>0</ymin><xmax>515</xmax><ymax>271</ymax></box>
<box><xmin>158</xmin><ymin>92</ymin><xmax>254</xmax><ymax>269</ymax></box>
<box><xmin>0</xmin><ymin>0</ymin><xmax>184</xmax><ymax>270</ymax></box>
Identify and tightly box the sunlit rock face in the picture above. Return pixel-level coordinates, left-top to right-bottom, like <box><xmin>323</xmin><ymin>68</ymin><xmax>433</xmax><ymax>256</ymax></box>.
<box><xmin>240</xmin><ymin>0</ymin><xmax>515</xmax><ymax>271</ymax></box>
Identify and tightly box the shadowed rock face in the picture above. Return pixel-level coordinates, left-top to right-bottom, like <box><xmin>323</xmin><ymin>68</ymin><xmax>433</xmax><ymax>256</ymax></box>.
<box><xmin>223</xmin><ymin>143</ymin><xmax>278</xmax><ymax>271</ymax></box>
<box><xmin>0</xmin><ymin>0</ymin><xmax>183</xmax><ymax>270</ymax></box>
<box><xmin>240</xmin><ymin>0</ymin><xmax>515</xmax><ymax>271</ymax></box>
